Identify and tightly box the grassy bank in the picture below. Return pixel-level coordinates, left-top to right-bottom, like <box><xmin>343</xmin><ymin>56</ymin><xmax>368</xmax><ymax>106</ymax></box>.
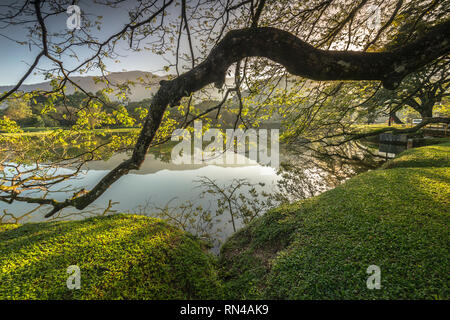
<box><xmin>0</xmin><ymin>127</ymin><xmax>139</xmax><ymax>136</ymax></box>
<box><xmin>220</xmin><ymin>142</ymin><xmax>449</xmax><ymax>299</ymax></box>
<box><xmin>0</xmin><ymin>214</ymin><xmax>222</xmax><ymax>299</ymax></box>
<box><xmin>382</xmin><ymin>141</ymin><xmax>449</xmax><ymax>169</ymax></box>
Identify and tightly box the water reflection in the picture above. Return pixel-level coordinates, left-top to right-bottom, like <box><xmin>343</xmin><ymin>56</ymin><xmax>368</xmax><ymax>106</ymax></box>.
<box><xmin>2</xmin><ymin>142</ymin><xmax>346</xmax><ymax>253</ymax></box>
<box><xmin>2</xmin><ymin>149</ymin><xmax>283</xmax><ymax>248</ymax></box>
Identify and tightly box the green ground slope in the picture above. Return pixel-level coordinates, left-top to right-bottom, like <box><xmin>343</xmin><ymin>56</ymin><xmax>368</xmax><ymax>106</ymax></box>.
<box><xmin>0</xmin><ymin>214</ymin><xmax>222</xmax><ymax>299</ymax></box>
<box><xmin>1</xmin><ymin>141</ymin><xmax>448</xmax><ymax>300</ymax></box>
<box><xmin>382</xmin><ymin>141</ymin><xmax>450</xmax><ymax>169</ymax></box>
<box><xmin>220</xmin><ymin>142</ymin><xmax>450</xmax><ymax>299</ymax></box>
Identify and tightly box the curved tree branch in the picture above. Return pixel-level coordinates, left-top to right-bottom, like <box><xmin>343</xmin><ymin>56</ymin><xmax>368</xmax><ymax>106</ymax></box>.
<box><xmin>7</xmin><ymin>21</ymin><xmax>446</xmax><ymax>216</ymax></box>
<box><xmin>342</xmin><ymin>117</ymin><xmax>450</xmax><ymax>144</ymax></box>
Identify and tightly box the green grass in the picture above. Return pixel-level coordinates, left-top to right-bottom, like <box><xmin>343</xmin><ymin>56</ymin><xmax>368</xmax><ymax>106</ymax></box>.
<box><xmin>220</xmin><ymin>142</ymin><xmax>450</xmax><ymax>299</ymax></box>
<box><xmin>0</xmin><ymin>214</ymin><xmax>222</xmax><ymax>299</ymax></box>
<box><xmin>382</xmin><ymin>141</ymin><xmax>450</xmax><ymax>169</ymax></box>
<box><xmin>1</xmin><ymin>142</ymin><xmax>448</xmax><ymax>300</ymax></box>
<box><xmin>351</xmin><ymin>123</ymin><xmax>405</xmax><ymax>133</ymax></box>
<box><xmin>19</xmin><ymin>127</ymin><xmax>61</xmax><ymax>132</ymax></box>
<box><xmin>1</xmin><ymin>127</ymin><xmax>139</xmax><ymax>136</ymax></box>
<box><xmin>415</xmin><ymin>137</ymin><xmax>450</xmax><ymax>147</ymax></box>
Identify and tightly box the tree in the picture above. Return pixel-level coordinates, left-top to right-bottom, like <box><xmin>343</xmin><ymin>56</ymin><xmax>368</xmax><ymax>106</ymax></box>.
<box><xmin>30</xmin><ymin>115</ymin><xmax>45</xmax><ymax>127</ymax></box>
<box><xmin>2</xmin><ymin>97</ymin><xmax>32</xmax><ymax>124</ymax></box>
<box><xmin>367</xmin><ymin>57</ymin><xmax>449</xmax><ymax>122</ymax></box>
<box><xmin>0</xmin><ymin>0</ymin><xmax>449</xmax><ymax>216</ymax></box>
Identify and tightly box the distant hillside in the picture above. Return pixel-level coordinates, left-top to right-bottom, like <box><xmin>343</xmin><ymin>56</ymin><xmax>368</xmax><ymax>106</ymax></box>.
<box><xmin>0</xmin><ymin>70</ymin><xmax>237</xmax><ymax>103</ymax></box>
<box><xmin>0</xmin><ymin>71</ymin><xmax>170</xmax><ymax>102</ymax></box>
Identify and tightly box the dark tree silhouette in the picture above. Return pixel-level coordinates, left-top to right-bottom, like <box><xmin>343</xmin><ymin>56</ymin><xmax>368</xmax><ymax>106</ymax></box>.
<box><xmin>0</xmin><ymin>0</ymin><xmax>448</xmax><ymax>216</ymax></box>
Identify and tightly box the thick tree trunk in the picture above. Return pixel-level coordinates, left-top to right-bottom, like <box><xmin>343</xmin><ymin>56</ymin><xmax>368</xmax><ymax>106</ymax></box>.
<box><xmin>420</xmin><ymin>106</ymin><xmax>434</xmax><ymax>119</ymax></box>
<box><xmin>390</xmin><ymin>112</ymin><xmax>404</xmax><ymax>124</ymax></box>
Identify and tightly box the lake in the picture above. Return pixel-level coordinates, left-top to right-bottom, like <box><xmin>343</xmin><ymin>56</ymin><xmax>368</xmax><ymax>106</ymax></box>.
<box><xmin>0</xmin><ymin>143</ymin><xmax>359</xmax><ymax>251</ymax></box>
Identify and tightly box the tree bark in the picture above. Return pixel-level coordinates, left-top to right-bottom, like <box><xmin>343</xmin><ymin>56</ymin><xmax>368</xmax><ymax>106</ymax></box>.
<box><xmin>419</xmin><ymin>105</ymin><xmax>434</xmax><ymax>118</ymax></box>
<box><xmin>390</xmin><ymin>111</ymin><xmax>404</xmax><ymax>124</ymax></box>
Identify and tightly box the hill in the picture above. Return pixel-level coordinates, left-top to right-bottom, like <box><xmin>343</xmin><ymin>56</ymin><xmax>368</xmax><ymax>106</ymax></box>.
<box><xmin>219</xmin><ymin>141</ymin><xmax>450</xmax><ymax>299</ymax></box>
<box><xmin>0</xmin><ymin>71</ymin><xmax>167</xmax><ymax>102</ymax></box>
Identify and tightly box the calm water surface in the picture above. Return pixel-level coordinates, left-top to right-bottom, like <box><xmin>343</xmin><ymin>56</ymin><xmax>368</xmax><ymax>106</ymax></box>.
<box><xmin>2</xmin><ymin>150</ymin><xmax>289</xmax><ymax>248</ymax></box>
<box><xmin>2</xmin><ymin>140</ymin><xmax>394</xmax><ymax>249</ymax></box>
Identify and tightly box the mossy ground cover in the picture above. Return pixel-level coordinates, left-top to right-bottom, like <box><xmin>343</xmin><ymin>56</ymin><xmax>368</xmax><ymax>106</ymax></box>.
<box><xmin>415</xmin><ymin>137</ymin><xmax>450</xmax><ymax>147</ymax></box>
<box><xmin>383</xmin><ymin>141</ymin><xmax>449</xmax><ymax>169</ymax></box>
<box><xmin>0</xmin><ymin>214</ymin><xmax>222</xmax><ymax>299</ymax></box>
<box><xmin>220</xmin><ymin>142</ymin><xmax>449</xmax><ymax>299</ymax></box>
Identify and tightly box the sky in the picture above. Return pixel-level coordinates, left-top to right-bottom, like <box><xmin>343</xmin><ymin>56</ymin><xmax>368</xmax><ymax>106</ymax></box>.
<box><xmin>0</xmin><ymin>0</ymin><xmax>183</xmax><ymax>86</ymax></box>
